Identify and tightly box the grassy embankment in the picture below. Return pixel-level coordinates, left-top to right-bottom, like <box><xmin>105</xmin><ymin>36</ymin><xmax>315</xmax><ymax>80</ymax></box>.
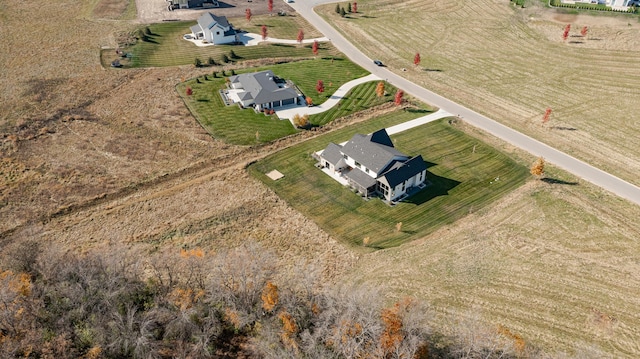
<box><xmin>249</xmin><ymin>115</ymin><xmax>529</xmax><ymax>249</ymax></box>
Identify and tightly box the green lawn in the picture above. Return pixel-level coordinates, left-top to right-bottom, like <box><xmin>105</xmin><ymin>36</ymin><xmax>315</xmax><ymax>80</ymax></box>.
<box><xmin>248</xmin><ymin>115</ymin><xmax>529</xmax><ymax>249</ymax></box>
<box><xmin>177</xmin><ymin>58</ymin><xmax>378</xmax><ymax>145</ymax></box>
<box><xmin>108</xmin><ymin>19</ymin><xmax>340</xmax><ymax>68</ymax></box>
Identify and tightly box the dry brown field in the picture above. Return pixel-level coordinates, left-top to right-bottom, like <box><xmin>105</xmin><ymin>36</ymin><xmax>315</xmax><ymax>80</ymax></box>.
<box><xmin>319</xmin><ymin>0</ymin><xmax>640</xmax><ymax>187</ymax></box>
<box><xmin>2</xmin><ymin>0</ymin><xmax>640</xmax><ymax>357</ymax></box>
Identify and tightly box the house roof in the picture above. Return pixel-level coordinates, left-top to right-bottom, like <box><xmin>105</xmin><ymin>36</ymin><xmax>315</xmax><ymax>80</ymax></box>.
<box><xmin>344</xmin><ymin>167</ymin><xmax>377</xmax><ymax>190</ymax></box>
<box><xmin>198</xmin><ymin>12</ymin><xmax>231</xmax><ymax>31</ymax></box>
<box><xmin>340</xmin><ymin>129</ymin><xmax>408</xmax><ymax>174</ymax></box>
<box><xmin>378</xmin><ymin>155</ymin><xmax>427</xmax><ymax>187</ymax></box>
<box><xmin>190</xmin><ymin>25</ymin><xmax>203</xmax><ymax>35</ymax></box>
<box><xmin>229</xmin><ymin>70</ymin><xmax>298</xmax><ymax>105</ymax></box>
<box><xmin>321</xmin><ymin>143</ymin><xmax>344</xmax><ymax>166</ymax></box>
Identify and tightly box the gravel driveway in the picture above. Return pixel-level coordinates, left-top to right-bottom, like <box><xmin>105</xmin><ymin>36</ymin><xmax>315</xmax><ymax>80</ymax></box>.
<box><xmin>135</xmin><ymin>0</ymin><xmax>295</xmax><ymax>23</ymax></box>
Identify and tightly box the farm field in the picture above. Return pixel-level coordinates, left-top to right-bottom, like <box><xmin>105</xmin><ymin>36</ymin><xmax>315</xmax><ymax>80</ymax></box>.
<box><xmin>249</xmin><ymin>115</ymin><xmax>529</xmax><ymax>249</ymax></box>
<box><xmin>347</xmin><ymin>166</ymin><xmax>640</xmax><ymax>357</ymax></box>
<box><xmin>3</xmin><ymin>0</ymin><xmax>640</xmax><ymax>356</ymax></box>
<box><xmin>318</xmin><ymin>0</ymin><xmax>640</xmax><ymax>187</ymax></box>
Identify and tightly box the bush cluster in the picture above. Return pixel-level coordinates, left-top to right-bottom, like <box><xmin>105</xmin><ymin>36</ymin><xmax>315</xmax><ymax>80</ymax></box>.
<box><xmin>0</xmin><ymin>241</ymin><xmax>547</xmax><ymax>358</ymax></box>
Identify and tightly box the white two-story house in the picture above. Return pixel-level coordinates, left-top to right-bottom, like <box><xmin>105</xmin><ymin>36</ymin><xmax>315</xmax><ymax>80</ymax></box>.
<box><xmin>190</xmin><ymin>12</ymin><xmax>237</xmax><ymax>45</ymax></box>
<box><xmin>318</xmin><ymin>129</ymin><xmax>427</xmax><ymax>202</ymax></box>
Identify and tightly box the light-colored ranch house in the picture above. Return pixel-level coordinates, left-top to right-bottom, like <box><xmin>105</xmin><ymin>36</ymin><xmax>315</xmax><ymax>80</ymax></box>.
<box><xmin>226</xmin><ymin>70</ymin><xmax>301</xmax><ymax>112</ymax></box>
<box><xmin>190</xmin><ymin>12</ymin><xmax>237</xmax><ymax>45</ymax></box>
<box><xmin>171</xmin><ymin>0</ymin><xmax>219</xmax><ymax>9</ymax></box>
<box><xmin>318</xmin><ymin>129</ymin><xmax>428</xmax><ymax>202</ymax></box>
<box><xmin>561</xmin><ymin>0</ymin><xmax>635</xmax><ymax>7</ymax></box>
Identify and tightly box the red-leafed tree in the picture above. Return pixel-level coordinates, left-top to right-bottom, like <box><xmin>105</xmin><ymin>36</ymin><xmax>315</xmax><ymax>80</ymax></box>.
<box><xmin>394</xmin><ymin>89</ymin><xmax>404</xmax><ymax>105</ymax></box>
<box><xmin>245</xmin><ymin>8</ymin><xmax>252</xmax><ymax>21</ymax></box>
<box><xmin>414</xmin><ymin>52</ymin><xmax>421</xmax><ymax>66</ymax></box>
<box><xmin>581</xmin><ymin>26</ymin><xmax>588</xmax><ymax>37</ymax></box>
<box><xmin>316</xmin><ymin>80</ymin><xmax>324</xmax><ymax>93</ymax></box>
<box><xmin>542</xmin><ymin>108</ymin><xmax>552</xmax><ymax>124</ymax></box>
<box><xmin>186</xmin><ymin>86</ymin><xmax>193</xmax><ymax>96</ymax></box>
<box><xmin>312</xmin><ymin>40</ymin><xmax>319</xmax><ymax>56</ymax></box>
<box><xmin>562</xmin><ymin>24</ymin><xmax>571</xmax><ymax>41</ymax></box>
<box><xmin>353</xmin><ymin>1</ymin><xmax>357</xmax><ymax>13</ymax></box>
<box><xmin>297</xmin><ymin>29</ymin><xmax>304</xmax><ymax>43</ymax></box>
<box><xmin>261</xmin><ymin>25</ymin><xmax>267</xmax><ymax>40</ymax></box>
<box><xmin>268</xmin><ymin>0</ymin><xmax>273</xmax><ymax>13</ymax></box>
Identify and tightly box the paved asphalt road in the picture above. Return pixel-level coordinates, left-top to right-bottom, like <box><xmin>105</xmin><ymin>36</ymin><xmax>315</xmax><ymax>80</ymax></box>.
<box><xmin>288</xmin><ymin>0</ymin><xmax>640</xmax><ymax>206</ymax></box>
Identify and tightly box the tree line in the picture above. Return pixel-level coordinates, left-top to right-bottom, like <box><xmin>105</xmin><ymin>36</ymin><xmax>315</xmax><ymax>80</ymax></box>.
<box><xmin>0</xmin><ymin>240</ymin><xmax>593</xmax><ymax>358</ymax></box>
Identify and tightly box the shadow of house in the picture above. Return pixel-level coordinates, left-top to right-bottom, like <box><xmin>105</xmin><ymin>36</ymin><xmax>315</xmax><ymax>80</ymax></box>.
<box><xmin>404</xmin><ymin>171</ymin><xmax>461</xmax><ymax>205</ymax></box>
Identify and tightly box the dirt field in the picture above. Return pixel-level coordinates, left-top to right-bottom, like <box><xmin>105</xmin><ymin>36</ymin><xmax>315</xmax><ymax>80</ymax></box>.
<box><xmin>3</xmin><ymin>0</ymin><xmax>640</xmax><ymax>356</ymax></box>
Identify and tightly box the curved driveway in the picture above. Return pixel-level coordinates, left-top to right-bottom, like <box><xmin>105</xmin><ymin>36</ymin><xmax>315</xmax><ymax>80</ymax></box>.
<box><xmin>287</xmin><ymin>0</ymin><xmax>640</xmax><ymax>205</ymax></box>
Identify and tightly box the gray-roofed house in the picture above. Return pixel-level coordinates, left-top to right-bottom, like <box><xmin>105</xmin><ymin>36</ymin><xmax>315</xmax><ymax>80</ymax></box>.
<box><xmin>190</xmin><ymin>12</ymin><xmax>237</xmax><ymax>45</ymax></box>
<box><xmin>318</xmin><ymin>129</ymin><xmax>427</xmax><ymax>202</ymax></box>
<box><xmin>227</xmin><ymin>70</ymin><xmax>301</xmax><ymax>112</ymax></box>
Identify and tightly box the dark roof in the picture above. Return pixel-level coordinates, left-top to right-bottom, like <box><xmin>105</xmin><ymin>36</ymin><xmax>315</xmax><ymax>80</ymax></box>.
<box><xmin>370</xmin><ymin>129</ymin><xmax>394</xmax><ymax>147</ymax></box>
<box><xmin>341</xmin><ymin>130</ymin><xmax>407</xmax><ymax>174</ymax></box>
<box><xmin>230</xmin><ymin>70</ymin><xmax>298</xmax><ymax>105</ymax></box>
<box><xmin>344</xmin><ymin>167</ymin><xmax>377</xmax><ymax>189</ymax></box>
<box><xmin>378</xmin><ymin>155</ymin><xmax>427</xmax><ymax>187</ymax></box>
<box><xmin>321</xmin><ymin>143</ymin><xmax>344</xmax><ymax>166</ymax></box>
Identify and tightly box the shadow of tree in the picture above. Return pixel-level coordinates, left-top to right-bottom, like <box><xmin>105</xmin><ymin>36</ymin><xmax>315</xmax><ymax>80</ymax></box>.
<box><xmin>541</xmin><ymin>177</ymin><xmax>579</xmax><ymax>185</ymax></box>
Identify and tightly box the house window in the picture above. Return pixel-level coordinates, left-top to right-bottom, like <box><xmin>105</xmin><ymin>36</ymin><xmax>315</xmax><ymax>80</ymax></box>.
<box><xmin>355</xmin><ymin>161</ymin><xmax>361</xmax><ymax>168</ymax></box>
<box><xmin>365</xmin><ymin>168</ymin><xmax>369</xmax><ymax>174</ymax></box>
<box><xmin>343</xmin><ymin>154</ymin><xmax>348</xmax><ymax>160</ymax></box>
<box><xmin>216</xmin><ymin>31</ymin><xmax>220</xmax><ymax>35</ymax></box>
<box><xmin>401</xmin><ymin>182</ymin><xmax>405</xmax><ymax>191</ymax></box>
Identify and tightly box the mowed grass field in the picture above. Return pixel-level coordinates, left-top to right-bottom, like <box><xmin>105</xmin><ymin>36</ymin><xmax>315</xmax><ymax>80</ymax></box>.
<box><xmin>177</xmin><ymin>58</ymin><xmax>377</xmax><ymax>144</ymax></box>
<box><xmin>249</xmin><ymin>115</ymin><xmax>529</xmax><ymax>249</ymax></box>
<box><xmin>347</xmin><ymin>175</ymin><xmax>640</xmax><ymax>357</ymax></box>
<box><xmin>105</xmin><ymin>14</ymin><xmax>333</xmax><ymax>68</ymax></box>
<box><xmin>318</xmin><ymin>0</ymin><xmax>640</xmax><ymax>187</ymax></box>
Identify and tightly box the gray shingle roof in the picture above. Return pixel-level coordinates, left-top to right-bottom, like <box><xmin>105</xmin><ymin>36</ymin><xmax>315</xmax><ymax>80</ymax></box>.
<box><xmin>379</xmin><ymin>155</ymin><xmax>427</xmax><ymax>187</ymax></box>
<box><xmin>321</xmin><ymin>143</ymin><xmax>344</xmax><ymax>166</ymax></box>
<box><xmin>345</xmin><ymin>167</ymin><xmax>377</xmax><ymax>189</ymax></box>
<box><xmin>340</xmin><ymin>130</ymin><xmax>408</xmax><ymax>174</ymax></box>
<box><xmin>232</xmin><ymin>70</ymin><xmax>298</xmax><ymax>105</ymax></box>
<box><xmin>198</xmin><ymin>12</ymin><xmax>230</xmax><ymax>30</ymax></box>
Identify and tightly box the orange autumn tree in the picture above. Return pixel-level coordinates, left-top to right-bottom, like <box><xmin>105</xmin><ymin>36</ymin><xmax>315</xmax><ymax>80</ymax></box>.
<box><xmin>279</xmin><ymin>310</ymin><xmax>299</xmax><ymax>353</ymax></box>
<box><xmin>312</xmin><ymin>40</ymin><xmax>319</xmax><ymax>56</ymax></box>
<box><xmin>581</xmin><ymin>26</ymin><xmax>588</xmax><ymax>37</ymax></box>
<box><xmin>530</xmin><ymin>157</ymin><xmax>545</xmax><ymax>178</ymax></box>
<box><xmin>0</xmin><ymin>270</ymin><xmax>37</xmax><ymax>354</ymax></box>
<box><xmin>245</xmin><ymin>8</ymin><xmax>252</xmax><ymax>21</ymax></box>
<box><xmin>376</xmin><ymin>81</ymin><xmax>385</xmax><ymax>97</ymax></box>
<box><xmin>261</xmin><ymin>281</ymin><xmax>279</xmax><ymax>312</ymax></box>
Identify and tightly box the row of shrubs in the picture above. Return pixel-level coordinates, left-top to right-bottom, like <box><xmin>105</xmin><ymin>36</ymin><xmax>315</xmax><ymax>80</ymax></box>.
<box><xmin>194</xmin><ymin>50</ymin><xmax>241</xmax><ymax>68</ymax></box>
<box><xmin>548</xmin><ymin>0</ymin><xmax>638</xmax><ymax>13</ymax></box>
